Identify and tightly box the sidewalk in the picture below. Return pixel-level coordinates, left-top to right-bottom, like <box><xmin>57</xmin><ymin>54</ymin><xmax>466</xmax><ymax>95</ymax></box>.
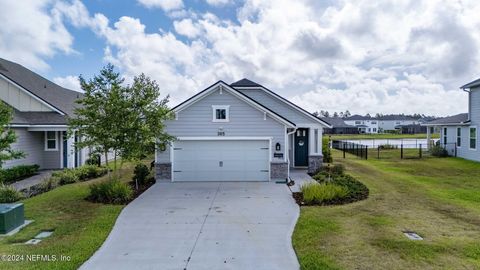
<box><xmin>10</xmin><ymin>170</ymin><xmax>54</xmax><ymax>191</ymax></box>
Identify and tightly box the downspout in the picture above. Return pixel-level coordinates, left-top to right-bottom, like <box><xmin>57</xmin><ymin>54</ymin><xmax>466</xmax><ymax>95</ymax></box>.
<box><xmin>286</xmin><ymin>127</ymin><xmax>297</xmax><ymax>181</ymax></box>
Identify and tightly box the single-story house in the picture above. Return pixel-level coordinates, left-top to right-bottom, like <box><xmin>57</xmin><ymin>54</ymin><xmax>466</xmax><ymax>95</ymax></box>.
<box><xmin>155</xmin><ymin>79</ymin><xmax>332</xmax><ymax>182</ymax></box>
<box><xmin>424</xmin><ymin>113</ymin><xmax>470</xmax><ymax>157</ymax></box>
<box><xmin>424</xmin><ymin>77</ymin><xmax>480</xmax><ymax>161</ymax></box>
<box><xmin>0</xmin><ymin>57</ymin><xmax>88</xmax><ymax>169</ymax></box>
<box><xmin>399</xmin><ymin>124</ymin><xmax>427</xmax><ymax>134</ymax></box>
<box><xmin>322</xmin><ymin>117</ymin><xmax>359</xmax><ymax>134</ymax></box>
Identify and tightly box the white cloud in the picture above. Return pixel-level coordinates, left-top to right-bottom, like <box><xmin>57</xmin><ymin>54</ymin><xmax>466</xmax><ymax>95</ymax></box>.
<box><xmin>137</xmin><ymin>0</ymin><xmax>183</xmax><ymax>11</ymax></box>
<box><xmin>0</xmin><ymin>0</ymin><xmax>74</xmax><ymax>71</ymax></box>
<box><xmin>53</xmin><ymin>0</ymin><xmax>480</xmax><ymax>116</ymax></box>
<box><xmin>205</xmin><ymin>0</ymin><xmax>232</xmax><ymax>7</ymax></box>
<box><xmin>173</xmin><ymin>19</ymin><xmax>201</xmax><ymax>38</ymax></box>
<box><xmin>53</xmin><ymin>75</ymin><xmax>82</xmax><ymax>92</ymax></box>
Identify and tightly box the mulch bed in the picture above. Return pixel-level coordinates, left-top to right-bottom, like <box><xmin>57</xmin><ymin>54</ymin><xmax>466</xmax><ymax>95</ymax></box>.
<box><xmin>128</xmin><ymin>179</ymin><xmax>155</xmax><ymax>202</ymax></box>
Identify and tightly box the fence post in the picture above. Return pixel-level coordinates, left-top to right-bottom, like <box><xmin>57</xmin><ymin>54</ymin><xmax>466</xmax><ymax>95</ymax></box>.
<box><xmin>343</xmin><ymin>142</ymin><xmax>346</xmax><ymax>158</ymax></box>
<box><xmin>455</xmin><ymin>142</ymin><xmax>457</xmax><ymax>157</ymax></box>
<box><xmin>419</xmin><ymin>143</ymin><xmax>422</xmax><ymax>158</ymax></box>
<box><xmin>401</xmin><ymin>144</ymin><xmax>404</xmax><ymax>159</ymax></box>
<box><xmin>365</xmin><ymin>146</ymin><xmax>368</xmax><ymax>160</ymax></box>
<box><xmin>377</xmin><ymin>146</ymin><xmax>380</xmax><ymax>159</ymax></box>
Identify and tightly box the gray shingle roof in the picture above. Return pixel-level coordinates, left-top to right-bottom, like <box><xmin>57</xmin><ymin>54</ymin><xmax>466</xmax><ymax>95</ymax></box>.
<box><xmin>12</xmin><ymin>110</ymin><xmax>68</xmax><ymax>125</ymax></box>
<box><xmin>230</xmin><ymin>78</ymin><xmax>263</xmax><ymax>87</ymax></box>
<box><xmin>424</xmin><ymin>113</ymin><xmax>469</xmax><ymax>126</ymax></box>
<box><xmin>344</xmin><ymin>114</ymin><xmax>373</xmax><ymax>120</ymax></box>
<box><xmin>321</xmin><ymin>117</ymin><xmax>354</xmax><ymax>128</ymax></box>
<box><xmin>0</xmin><ymin>57</ymin><xmax>82</xmax><ymax>117</ymax></box>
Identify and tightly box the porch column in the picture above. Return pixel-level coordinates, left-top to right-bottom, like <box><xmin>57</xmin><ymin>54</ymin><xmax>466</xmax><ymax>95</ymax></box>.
<box><xmin>67</xmin><ymin>131</ymin><xmax>75</xmax><ymax>168</ymax></box>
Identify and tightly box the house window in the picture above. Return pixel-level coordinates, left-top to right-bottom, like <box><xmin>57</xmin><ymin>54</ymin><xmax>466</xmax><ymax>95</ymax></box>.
<box><xmin>45</xmin><ymin>131</ymin><xmax>58</xmax><ymax>151</ymax></box>
<box><xmin>212</xmin><ymin>105</ymin><xmax>230</xmax><ymax>122</ymax></box>
<box><xmin>443</xmin><ymin>128</ymin><xmax>447</xmax><ymax>145</ymax></box>
<box><xmin>470</xmin><ymin>127</ymin><xmax>477</xmax><ymax>149</ymax></box>
<box><xmin>373</xmin><ymin>128</ymin><xmax>377</xmax><ymax>132</ymax></box>
<box><xmin>457</xmin><ymin>128</ymin><xmax>461</xmax><ymax>147</ymax></box>
<box><xmin>355</xmin><ymin>121</ymin><xmax>361</xmax><ymax>125</ymax></box>
<box><xmin>314</xmin><ymin>129</ymin><xmax>319</xmax><ymax>153</ymax></box>
<box><xmin>371</xmin><ymin>121</ymin><xmax>377</xmax><ymax>124</ymax></box>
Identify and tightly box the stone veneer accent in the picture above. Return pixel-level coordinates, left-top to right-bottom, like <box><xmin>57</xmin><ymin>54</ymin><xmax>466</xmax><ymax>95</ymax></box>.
<box><xmin>155</xmin><ymin>163</ymin><xmax>172</xmax><ymax>181</ymax></box>
<box><xmin>271</xmin><ymin>162</ymin><xmax>288</xmax><ymax>180</ymax></box>
<box><xmin>308</xmin><ymin>155</ymin><xmax>323</xmax><ymax>174</ymax></box>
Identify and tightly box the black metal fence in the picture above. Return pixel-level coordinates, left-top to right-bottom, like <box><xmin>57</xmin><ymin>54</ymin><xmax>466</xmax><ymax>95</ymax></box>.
<box><xmin>332</xmin><ymin>140</ymin><xmax>457</xmax><ymax>160</ymax></box>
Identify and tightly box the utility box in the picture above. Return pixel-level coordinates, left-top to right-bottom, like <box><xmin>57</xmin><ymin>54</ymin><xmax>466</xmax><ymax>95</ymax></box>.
<box><xmin>0</xmin><ymin>203</ymin><xmax>25</xmax><ymax>234</ymax></box>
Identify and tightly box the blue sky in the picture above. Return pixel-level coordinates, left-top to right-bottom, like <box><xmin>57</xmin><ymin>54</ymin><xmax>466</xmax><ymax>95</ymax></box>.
<box><xmin>1</xmin><ymin>0</ymin><xmax>478</xmax><ymax>116</ymax></box>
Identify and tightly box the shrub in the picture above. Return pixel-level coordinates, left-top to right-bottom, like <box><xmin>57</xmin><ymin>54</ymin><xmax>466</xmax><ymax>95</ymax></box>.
<box><xmin>53</xmin><ymin>169</ymin><xmax>80</xmax><ymax>185</ymax></box>
<box><xmin>39</xmin><ymin>176</ymin><xmax>60</xmax><ymax>192</ymax></box>
<box><xmin>300</xmin><ymin>182</ymin><xmax>348</xmax><ymax>204</ymax></box>
<box><xmin>322</xmin><ymin>163</ymin><xmax>345</xmax><ymax>176</ymax></box>
<box><xmin>314</xmin><ymin>172</ymin><xmax>369</xmax><ymax>203</ymax></box>
<box><xmin>0</xmin><ymin>164</ymin><xmax>40</xmax><ymax>184</ymax></box>
<box><xmin>431</xmin><ymin>145</ymin><xmax>449</xmax><ymax>157</ymax></box>
<box><xmin>85</xmin><ymin>153</ymin><xmax>101</xmax><ymax>166</ymax></box>
<box><xmin>133</xmin><ymin>163</ymin><xmax>150</xmax><ymax>186</ymax></box>
<box><xmin>378</xmin><ymin>144</ymin><xmax>397</xmax><ymax>150</ymax></box>
<box><xmin>88</xmin><ymin>178</ymin><xmax>133</xmax><ymax>204</ymax></box>
<box><xmin>322</xmin><ymin>137</ymin><xmax>333</xmax><ymax>163</ymax></box>
<box><xmin>0</xmin><ymin>184</ymin><xmax>24</xmax><ymax>203</ymax></box>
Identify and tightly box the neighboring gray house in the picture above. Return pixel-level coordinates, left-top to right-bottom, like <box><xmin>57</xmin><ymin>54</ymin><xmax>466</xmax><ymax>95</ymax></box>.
<box><xmin>424</xmin><ymin>77</ymin><xmax>480</xmax><ymax>161</ymax></box>
<box><xmin>322</xmin><ymin>117</ymin><xmax>359</xmax><ymax>134</ymax></box>
<box><xmin>0</xmin><ymin>58</ymin><xmax>88</xmax><ymax>169</ymax></box>
<box><xmin>156</xmin><ymin>79</ymin><xmax>331</xmax><ymax>182</ymax></box>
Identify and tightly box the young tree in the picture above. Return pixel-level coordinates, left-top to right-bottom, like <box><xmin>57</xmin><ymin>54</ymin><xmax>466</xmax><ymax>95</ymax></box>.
<box><xmin>0</xmin><ymin>102</ymin><xmax>24</xmax><ymax>167</ymax></box>
<box><xmin>333</xmin><ymin>112</ymin><xmax>339</xmax><ymax>117</ymax></box>
<box><xmin>68</xmin><ymin>64</ymin><xmax>125</xmax><ymax>171</ymax></box>
<box><xmin>344</xmin><ymin>110</ymin><xmax>351</xmax><ymax>117</ymax></box>
<box><xmin>120</xmin><ymin>74</ymin><xmax>174</xmax><ymax>162</ymax></box>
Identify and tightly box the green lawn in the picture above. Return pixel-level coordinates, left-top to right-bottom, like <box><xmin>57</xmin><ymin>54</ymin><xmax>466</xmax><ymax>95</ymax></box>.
<box><xmin>0</xmin><ymin>161</ymin><xmax>145</xmax><ymax>270</ymax></box>
<box><xmin>293</xmin><ymin>150</ymin><xmax>480</xmax><ymax>270</ymax></box>
<box><xmin>326</xmin><ymin>133</ymin><xmax>439</xmax><ymax>140</ymax></box>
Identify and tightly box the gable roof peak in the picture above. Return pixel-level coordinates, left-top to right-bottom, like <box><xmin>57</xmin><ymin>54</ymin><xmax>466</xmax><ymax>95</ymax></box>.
<box><xmin>230</xmin><ymin>78</ymin><xmax>263</xmax><ymax>88</ymax></box>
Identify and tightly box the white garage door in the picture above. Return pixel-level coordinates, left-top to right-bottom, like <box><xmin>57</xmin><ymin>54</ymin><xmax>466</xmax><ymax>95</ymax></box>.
<box><xmin>172</xmin><ymin>139</ymin><xmax>270</xmax><ymax>182</ymax></box>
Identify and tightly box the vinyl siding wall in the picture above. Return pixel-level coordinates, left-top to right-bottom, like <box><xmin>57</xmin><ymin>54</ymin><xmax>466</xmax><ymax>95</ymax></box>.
<box><xmin>0</xmin><ymin>76</ymin><xmax>53</xmax><ymax>112</ymax></box>
<box><xmin>157</xmin><ymin>86</ymin><xmax>286</xmax><ymax>163</ymax></box>
<box><xmin>3</xmin><ymin>128</ymin><xmax>62</xmax><ymax>169</ymax></box>
<box><xmin>236</xmin><ymin>89</ymin><xmax>316</xmax><ymax>124</ymax></box>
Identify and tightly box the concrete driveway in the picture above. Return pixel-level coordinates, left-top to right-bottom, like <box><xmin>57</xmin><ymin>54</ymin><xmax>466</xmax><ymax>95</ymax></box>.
<box><xmin>81</xmin><ymin>182</ymin><xmax>300</xmax><ymax>270</ymax></box>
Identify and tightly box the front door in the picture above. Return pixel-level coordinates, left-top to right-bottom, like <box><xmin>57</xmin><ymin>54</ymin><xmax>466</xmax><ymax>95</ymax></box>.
<box><xmin>294</xmin><ymin>128</ymin><xmax>309</xmax><ymax>167</ymax></box>
<box><xmin>63</xmin><ymin>132</ymin><xmax>68</xmax><ymax>168</ymax></box>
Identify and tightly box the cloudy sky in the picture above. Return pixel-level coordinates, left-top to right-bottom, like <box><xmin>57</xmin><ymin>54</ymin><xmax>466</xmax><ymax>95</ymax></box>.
<box><xmin>1</xmin><ymin>0</ymin><xmax>478</xmax><ymax>116</ymax></box>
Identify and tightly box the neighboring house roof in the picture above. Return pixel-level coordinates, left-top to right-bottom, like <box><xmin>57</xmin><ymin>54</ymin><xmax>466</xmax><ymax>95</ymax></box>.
<box><xmin>321</xmin><ymin>117</ymin><xmax>354</xmax><ymax>128</ymax></box>
<box><xmin>460</xmin><ymin>78</ymin><xmax>480</xmax><ymax>89</ymax></box>
<box><xmin>0</xmin><ymin>57</ymin><xmax>82</xmax><ymax>117</ymax></box>
<box><xmin>173</xmin><ymin>81</ymin><xmax>296</xmax><ymax>128</ymax></box>
<box><xmin>344</xmin><ymin>114</ymin><xmax>373</xmax><ymax>120</ymax></box>
<box><xmin>423</xmin><ymin>113</ymin><xmax>469</xmax><ymax>126</ymax></box>
<box><xmin>11</xmin><ymin>110</ymin><xmax>67</xmax><ymax>125</ymax></box>
<box><xmin>376</xmin><ymin>115</ymin><xmax>416</xmax><ymax>121</ymax></box>
<box><xmin>230</xmin><ymin>79</ymin><xmax>331</xmax><ymax>128</ymax></box>
<box><xmin>356</xmin><ymin>124</ymin><xmax>368</xmax><ymax>128</ymax></box>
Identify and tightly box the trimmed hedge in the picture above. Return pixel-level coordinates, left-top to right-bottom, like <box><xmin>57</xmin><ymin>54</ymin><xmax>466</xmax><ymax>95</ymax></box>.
<box><xmin>0</xmin><ymin>164</ymin><xmax>39</xmax><ymax>184</ymax></box>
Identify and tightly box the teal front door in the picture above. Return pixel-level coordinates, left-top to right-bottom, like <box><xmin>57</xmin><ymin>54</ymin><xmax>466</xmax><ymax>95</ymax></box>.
<box><xmin>294</xmin><ymin>128</ymin><xmax>309</xmax><ymax>167</ymax></box>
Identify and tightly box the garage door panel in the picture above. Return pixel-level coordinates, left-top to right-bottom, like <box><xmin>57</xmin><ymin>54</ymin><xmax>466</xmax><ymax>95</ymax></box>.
<box><xmin>173</xmin><ymin>139</ymin><xmax>270</xmax><ymax>182</ymax></box>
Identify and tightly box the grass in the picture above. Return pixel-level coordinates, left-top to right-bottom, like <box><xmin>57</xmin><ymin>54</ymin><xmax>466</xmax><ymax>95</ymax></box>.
<box><xmin>326</xmin><ymin>133</ymin><xmax>439</xmax><ymax>140</ymax></box>
<box><xmin>0</xmin><ymin>160</ymin><xmax>147</xmax><ymax>270</ymax></box>
<box><xmin>293</xmin><ymin>150</ymin><xmax>480</xmax><ymax>269</ymax></box>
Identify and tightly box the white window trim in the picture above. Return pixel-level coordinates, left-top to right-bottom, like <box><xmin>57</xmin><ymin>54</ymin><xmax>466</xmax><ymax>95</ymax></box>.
<box><xmin>212</xmin><ymin>105</ymin><xmax>230</xmax><ymax>122</ymax></box>
<box><xmin>44</xmin><ymin>131</ymin><xmax>58</xmax><ymax>151</ymax></box>
<box><xmin>469</xmin><ymin>126</ymin><xmax>477</xmax><ymax>150</ymax></box>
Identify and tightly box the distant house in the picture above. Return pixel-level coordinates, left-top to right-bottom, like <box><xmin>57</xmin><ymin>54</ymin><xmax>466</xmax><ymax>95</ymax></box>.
<box><xmin>322</xmin><ymin>117</ymin><xmax>359</xmax><ymax>134</ymax></box>
<box><xmin>344</xmin><ymin>115</ymin><xmax>379</xmax><ymax>134</ymax></box>
<box><xmin>376</xmin><ymin>115</ymin><xmax>418</xmax><ymax>132</ymax></box>
<box><xmin>0</xmin><ymin>58</ymin><xmax>89</xmax><ymax>169</ymax></box>
<box><xmin>400</xmin><ymin>124</ymin><xmax>427</xmax><ymax>134</ymax></box>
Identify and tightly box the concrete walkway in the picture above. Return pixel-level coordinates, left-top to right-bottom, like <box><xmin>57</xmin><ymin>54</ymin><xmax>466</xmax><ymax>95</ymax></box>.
<box><xmin>81</xmin><ymin>182</ymin><xmax>300</xmax><ymax>270</ymax></box>
<box><xmin>10</xmin><ymin>170</ymin><xmax>54</xmax><ymax>191</ymax></box>
<box><xmin>289</xmin><ymin>169</ymin><xmax>315</xmax><ymax>192</ymax></box>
